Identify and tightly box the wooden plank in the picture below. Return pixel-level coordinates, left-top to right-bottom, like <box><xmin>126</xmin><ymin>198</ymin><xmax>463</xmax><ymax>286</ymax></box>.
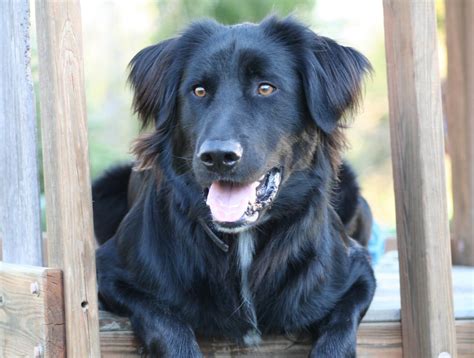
<box><xmin>205</xmin><ymin>323</ymin><xmax>402</xmax><ymax>358</ymax></box>
<box><xmin>0</xmin><ymin>262</ymin><xmax>65</xmax><ymax>357</ymax></box>
<box><xmin>98</xmin><ymin>312</ymin><xmax>474</xmax><ymax>358</ymax></box>
<box><xmin>0</xmin><ymin>0</ymin><xmax>43</xmax><ymax>266</ymax></box>
<box><xmin>445</xmin><ymin>0</ymin><xmax>474</xmax><ymax>266</ymax></box>
<box><xmin>456</xmin><ymin>320</ymin><xmax>474</xmax><ymax>358</ymax></box>
<box><xmin>382</xmin><ymin>0</ymin><xmax>457</xmax><ymax>357</ymax></box>
<box><xmin>376</xmin><ymin>254</ymin><xmax>473</xmax><ymax>320</ymax></box>
<box><xmin>35</xmin><ymin>1</ymin><xmax>101</xmax><ymax>356</ymax></box>
<box><xmin>366</xmin><ymin>261</ymin><xmax>474</xmax><ymax>322</ymax></box>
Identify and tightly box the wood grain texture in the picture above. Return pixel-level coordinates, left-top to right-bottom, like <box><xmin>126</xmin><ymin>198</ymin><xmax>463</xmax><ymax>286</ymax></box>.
<box><xmin>0</xmin><ymin>263</ymin><xmax>65</xmax><ymax>357</ymax></box>
<box><xmin>382</xmin><ymin>0</ymin><xmax>457</xmax><ymax>357</ymax></box>
<box><xmin>0</xmin><ymin>0</ymin><xmax>43</xmax><ymax>266</ymax></box>
<box><xmin>0</xmin><ymin>234</ymin><xmax>49</xmax><ymax>264</ymax></box>
<box><xmin>99</xmin><ymin>321</ymin><xmax>403</xmax><ymax>358</ymax></box>
<box><xmin>365</xmin><ymin>256</ymin><xmax>474</xmax><ymax>322</ymax></box>
<box><xmin>35</xmin><ymin>1</ymin><xmax>101</xmax><ymax>356</ymax></box>
<box><xmin>99</xmin><ymin>312</ymin><xmax>474</xmax><ymax>358</ymax></box>
<box><xmin>445</xmin><ymin>0</ymin><xmax>474</xmax><ymax>266</ymax></box>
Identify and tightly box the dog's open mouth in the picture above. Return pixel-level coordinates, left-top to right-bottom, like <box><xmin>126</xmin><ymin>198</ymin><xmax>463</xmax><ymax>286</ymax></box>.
<box><xmin>205</xmin><ymin>167</ymin><xmax>281</xmax><ymax>229</ymax></box>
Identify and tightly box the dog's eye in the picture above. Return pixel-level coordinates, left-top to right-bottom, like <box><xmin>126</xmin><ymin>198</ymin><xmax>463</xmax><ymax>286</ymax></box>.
<box><xmin>257</xmin><ymin>83</ymin><xmax>276</xmax><ymax>96</ymax></box>
<box><xmin>193</xmin><ymin>86</ymin><xmax>207</xmax><ymax>97</ymax></box>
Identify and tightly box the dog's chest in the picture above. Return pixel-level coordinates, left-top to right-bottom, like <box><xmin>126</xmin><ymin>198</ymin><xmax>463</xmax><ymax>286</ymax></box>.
<box><xmin>236</xmin><ymin>231</ymin><xmax>261</xmax><ymax>345</ymax></box>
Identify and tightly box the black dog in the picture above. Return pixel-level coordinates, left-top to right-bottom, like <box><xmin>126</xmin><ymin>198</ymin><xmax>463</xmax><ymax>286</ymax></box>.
<box><xmin>93</xmin><ymin>16</ymin><xmax>376</xmax><ymax>357</ymax></box>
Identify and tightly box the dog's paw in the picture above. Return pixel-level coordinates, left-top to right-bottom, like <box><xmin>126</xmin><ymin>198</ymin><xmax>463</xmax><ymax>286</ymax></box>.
<box><xmin>309</xmin><ymin>329</ymin><xmax>356</xmax><ymax>358</ymax></box>
<box><xmin>309</xmin><ymin>344</ymin><xmax>356</xmax><ymax>358</ymax></box>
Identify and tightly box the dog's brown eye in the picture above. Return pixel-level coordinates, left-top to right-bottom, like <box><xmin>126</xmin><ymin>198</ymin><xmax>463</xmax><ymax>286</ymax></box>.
<box><xmin>193</xmin><ymin>86</ymin><xmax>206</xmax><ymax>97</ymax></box>
<box><xmin>258</xmin><ymin>83</ymin><xmax>275</xmax><ymax>96</ymax></box>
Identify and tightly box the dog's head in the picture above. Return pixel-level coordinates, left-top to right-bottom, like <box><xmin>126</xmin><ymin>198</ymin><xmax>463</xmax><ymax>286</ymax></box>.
<box><xmin>129</xmin><ymin>17</ymin><xmax>370</xmax><ymax>233</ymax></box>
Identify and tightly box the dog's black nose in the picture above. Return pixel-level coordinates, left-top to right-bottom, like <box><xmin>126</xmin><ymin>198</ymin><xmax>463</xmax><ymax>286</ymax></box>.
<box><xmin>198</xmin><ymin>140</ymin><xmax>243</xmax><ymax>172</ymax></box>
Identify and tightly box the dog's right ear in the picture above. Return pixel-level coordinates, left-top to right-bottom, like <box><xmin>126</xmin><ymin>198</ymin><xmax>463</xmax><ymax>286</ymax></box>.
<box><xmin>129</xmin><ymin>20</ymin><xmax>220</xmax><ymax>170</ymax></box>
<box><xmin>128</xmin><ymin>38</ymin><xmax>179</xmax><ymax>129</ymax></box>
<box><xmin>128</xmin><ymin>39</ymin><xmax>180</xmax><ymax>170</ymax></box>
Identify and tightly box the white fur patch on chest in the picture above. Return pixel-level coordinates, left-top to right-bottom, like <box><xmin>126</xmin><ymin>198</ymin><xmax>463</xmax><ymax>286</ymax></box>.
<box><xmin>237</xmin><ymin>231</ymin><xmax>261</xmax><ymax>345</ymax></box>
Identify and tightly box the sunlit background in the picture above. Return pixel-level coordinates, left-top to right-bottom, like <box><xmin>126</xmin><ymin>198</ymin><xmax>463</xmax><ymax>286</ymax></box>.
<box><xmin>31</xmin><ymin>0</ymin><xmax>451</xmax><ymax>233</ymax></box>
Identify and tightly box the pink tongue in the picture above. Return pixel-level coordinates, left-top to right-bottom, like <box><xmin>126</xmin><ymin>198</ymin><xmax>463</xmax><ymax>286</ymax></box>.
<box><xmin>207</xmin><ymin>181</ymin><xmax>258</xmax><ymax>222</ymax></box>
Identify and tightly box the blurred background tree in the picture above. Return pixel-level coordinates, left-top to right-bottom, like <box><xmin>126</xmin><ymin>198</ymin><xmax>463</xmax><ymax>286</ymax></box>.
<box><xmin>30</xmin><ymin>0</ymin><xmax>450</xmax><ymax>232</ymax></box>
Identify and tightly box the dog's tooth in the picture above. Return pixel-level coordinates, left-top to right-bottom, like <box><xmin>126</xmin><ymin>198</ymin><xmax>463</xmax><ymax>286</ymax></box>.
<box><xmin>274</xmin><ymin>171</ymin><xmax>281</xmax><ymax>185</ymax></box>
<box><xmin>247</xmin><ymin>211</ymin><xmax>259</xmax><ymax>223</ymax></box>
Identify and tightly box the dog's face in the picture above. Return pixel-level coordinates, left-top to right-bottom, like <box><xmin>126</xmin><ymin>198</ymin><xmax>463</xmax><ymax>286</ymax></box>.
<box><xmin>129</xmin><ymin>17</ymin><xmax>370</xmax><ymax>233</ymax></box>
<box><xmin>180</xmin><ymin>26</ymin><xmax>307</xmax><ymax>232</ymax></box>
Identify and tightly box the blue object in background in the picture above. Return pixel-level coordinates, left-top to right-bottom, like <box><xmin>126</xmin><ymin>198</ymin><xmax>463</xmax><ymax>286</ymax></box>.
<box><xmin>368</xmin><ymin>221</ymin><xmax>387</xmax><ymax>265</ymax></box>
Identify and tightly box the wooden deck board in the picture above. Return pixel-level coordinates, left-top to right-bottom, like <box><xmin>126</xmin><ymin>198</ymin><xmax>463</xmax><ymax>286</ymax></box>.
<box><xmin>365</xmin><ymin>252</ymin><xmax>474</xmax><ymax>322</ymax></box>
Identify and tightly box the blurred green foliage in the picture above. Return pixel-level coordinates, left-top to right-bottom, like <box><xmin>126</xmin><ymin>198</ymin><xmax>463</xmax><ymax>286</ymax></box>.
<box><xmin>154</xmin><ymin>0</ymin><xmax>314</xmax><ymax>38</ymax></box>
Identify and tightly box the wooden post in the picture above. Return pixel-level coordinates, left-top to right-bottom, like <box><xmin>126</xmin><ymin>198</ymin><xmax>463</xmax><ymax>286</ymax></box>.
<box><xmin>0</xmin><ymin>263</ymin><xmax>65</xmax><ymax>357</ymax></box>
<box><xmin>35</xmin><ymin>1</ymin><xmax>101</xmax><ymax>356</ymax></box>
<box><xmin>0</xmin><ymin>0</ymin><xmax>43</xmax><ymax>266</ymax></box>
<box><xmin>383</xmin><ymin>0</ymin><xmax>457</xmax><ymax>357</ymax></box>
<box><xmin>445</xmin><ymin>0</ymin><xmax>474</xmax><ymax>266</ymax></box>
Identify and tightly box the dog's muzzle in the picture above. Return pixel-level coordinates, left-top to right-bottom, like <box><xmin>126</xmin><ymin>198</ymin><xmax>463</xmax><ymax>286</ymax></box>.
<box><xmin>204</xmin><ymin>167</ymin><xmax>282</xmax><ymax>232</ymax></box>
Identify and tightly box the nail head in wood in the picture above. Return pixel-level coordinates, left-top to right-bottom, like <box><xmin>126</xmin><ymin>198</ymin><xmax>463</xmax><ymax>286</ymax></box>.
<box><xmin>30</xmin><ymin>281</ymin><xmax>40</xmax><ymax>296</ymax></box>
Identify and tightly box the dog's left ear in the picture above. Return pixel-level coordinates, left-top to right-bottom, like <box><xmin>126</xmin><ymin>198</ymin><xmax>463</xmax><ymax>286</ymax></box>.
<box><xmin>302</xmin><ymin>36</ymin><xmax>371</xmax><ymax>133</ymax></box>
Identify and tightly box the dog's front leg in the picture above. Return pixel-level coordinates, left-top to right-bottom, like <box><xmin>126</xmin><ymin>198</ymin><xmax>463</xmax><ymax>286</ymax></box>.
<box><xmin>309</xmin><ymin>253</ymin><xmax>376</xmax><ymax>358</ymax></box>
<box><xmin>100</xmin><ymin>284</ymin><xmax>202</xmax><ymax>357</ymax></box>
<box><xmin>130</xmin><ymin>309</ymin><xmax>202</xmax><ymax>358</ymax></box>
<box><xmin>100</xmin><ymin>283</ymin><xmax>202</xmax><ymax>357</ymax></box>
<box><xmin>97</xmin><ymin>245</ymin><xmax>202</xmax><ymax>357</ymax></box>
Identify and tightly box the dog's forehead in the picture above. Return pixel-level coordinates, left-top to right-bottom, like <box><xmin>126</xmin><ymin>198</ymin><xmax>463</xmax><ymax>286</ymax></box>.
<box><xmin>211</xmin><ymin>24</ymin><xmax>279</xmax><ymax>55</ymax></box>
<box><xmin>184</xmin><ymin>25</ymin><xmax>291</xmax><ymax>76</ymax></box>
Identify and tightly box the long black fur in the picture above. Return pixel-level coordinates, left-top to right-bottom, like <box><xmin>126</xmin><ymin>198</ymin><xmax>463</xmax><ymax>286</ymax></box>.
<box><xmin>94</xmin><ymin>16</ymin><xmax>376</xmax><ymax>357</ymax></box>
<box><xmin>332</xmin><ymin>162</ymin><xmax>373</xmax><ymax>246</ymax></box>
<box><xmin>92</xmin><ymin>164</ymin><xmax>132</xmax><ymax>245</ymax></box>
